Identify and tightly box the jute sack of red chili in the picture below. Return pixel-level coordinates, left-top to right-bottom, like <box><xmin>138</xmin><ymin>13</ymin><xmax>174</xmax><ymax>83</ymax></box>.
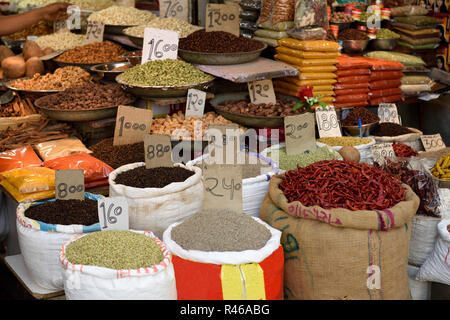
<box><xmin>259</xmin><ymin>159</ymin><xmax>420</xmax><ymax>300</ymax></box>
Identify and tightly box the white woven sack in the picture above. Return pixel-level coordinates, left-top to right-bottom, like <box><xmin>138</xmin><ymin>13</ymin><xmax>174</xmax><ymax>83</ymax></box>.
<box><xmin>60</xmin><ymin>230</ymin><xmax>177</xmax><ymax>300</ymax></box>
<box><xmin>163</xmin><ymin>217</ymin><xmax>281</xmax><ymax>265</ymax></box>
<box><xmin>408</xmin><ymin>215</ymin><xmax>441</xmax><ymax>266</ymax></box>
<box><xmin>416</xmin><ymin>219</ymin><xmax>450</xmax><ymax>285</ymax></box>
<box><xmin>407</xmin><ymin>264</ymin><xmax>431</xmax><ymax>300</ymax></box>
<box><xmin>370</xmin><ymin>127</ymin><xmax>424</xmax><ymax>151</ymax></box>
<box><xmin>316</xmin><ymin>139</ymin><xmax>376</xmax><ymax>164</ymax></box>
<box><xmin>16</xmin><ymin>193</ymin><xmax>102</xmax><ymax>291</ymax></box>
<box><xmin>186</xmin><ymin>152</ymin><xmax>279</xmax><ymax>217</ymax></box>
<box><xmin>109</xmin><ymin>162</ymin><xmax>203</xmax><ymax>239</ymax></box>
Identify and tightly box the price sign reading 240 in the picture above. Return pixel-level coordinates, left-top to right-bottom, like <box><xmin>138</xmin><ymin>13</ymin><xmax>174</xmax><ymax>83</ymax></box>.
<box><xmin>142</xmin><ymin>28</ymin><xmax>179</xmax><ymax>63</ymax></box>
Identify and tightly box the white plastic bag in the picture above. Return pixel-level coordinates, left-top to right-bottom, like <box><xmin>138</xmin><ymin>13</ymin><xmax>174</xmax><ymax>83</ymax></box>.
<box><xmin>16</xmin><ymin>193</ymin><xmax>102</xmax><ymax>291</ymax></box>
<box><xmin>316</xmin><ymin>139</ymin><xmax>376</xmax><ymax>164</ymax></box>
<box><xmin>416</xmin><ymin>219</ymin><xmax>450</xmax><ymax>285</ymax></box>
<box><xmin>109</xmin><ymin>162</ymin><xmax>203</xmax><ymax>239</ymax></box>
<box><xmin>407</xmin><ymin>264</ymin><xmax>431</xmax><ymax>300</ymax></box>
<box><xmin>408</xmin><ymin>215</ymin><xmax>440</xmax><ymax>267</ymax></box>
<box><xmin>60</xmin><ymin>230</ymin><xmax>177</xmax><ymax>300</ymax></box>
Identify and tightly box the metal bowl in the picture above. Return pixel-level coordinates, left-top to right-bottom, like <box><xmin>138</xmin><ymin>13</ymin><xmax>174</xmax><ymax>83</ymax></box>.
<box><xmin>104</xmin><ymin>24</ymin><xmax>135</xmax><ymax>35</ymax></box>
<box><xmin>90</xmin><ymin>62</ymin><xmax>131</xmax><ymax>81</ymax></box>
<box><xmin>370</xmin><ymin>38</ymin><xmax>399</xmax><ymax>51</ymax></box>
<box><xmin>5</xmin><ymin>78</ymin><xmax>63</xmax><ymax>97</ymax></box>
<box><xmin>126</xmin><ymin>35</ymin><xmax>143</xmax><ymax>48</ymax></box>
<box><xmin>121</xmin><ymin>51</ymin><xmax>142</xmax><ymax>66</ymax></box>
<box><xmin>342</xmin><ymin>122</ymin><xmax>378</xmax><ymax>137</ymax></box>
<box><xmin>115</xmin><ymin>73</ymin><xmax>215</xmax><ymax>99</ymax></box>
<box><xmin>53</xmin><ymin>59</ymin><xmax>128</xmax><ymax>72</ymax></box>
<box><xmin>177</xmin><ymin>43</ymin><xmax>268</xmax><ymax>65</ymax></box>
<box><xmin>1</xmin><ymin>37</ymin><xmax>26</xmax><ymax>51</ymax></box>
<box><xmin>341</xmin><ymin>39</ymin><xmax>370</xmax><ymax>53</ymax></box>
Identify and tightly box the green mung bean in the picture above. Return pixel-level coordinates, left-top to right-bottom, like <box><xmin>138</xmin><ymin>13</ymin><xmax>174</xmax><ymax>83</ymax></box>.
<box><xmin>268</xmin><ymin>146</ymin><xmax>342</xmax><ymax>171</ymax></box>
<box><xmin>65</xmin><ymin>230</ymin><xmax>164</xmax><ymax>270</ymax></box>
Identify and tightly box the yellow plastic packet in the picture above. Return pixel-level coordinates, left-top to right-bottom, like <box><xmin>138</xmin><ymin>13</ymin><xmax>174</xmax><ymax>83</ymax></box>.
<box><xmin>297</xmin><ymin>79</ymin><xmax>337</xmax><ymax>86</ymax></box>
<box><xmin>318</xmin><ymin>96</ymin><xmax>335</xmax><ymax>103</ymax></box>
<box><xmin>276</xmin><ymin>46</ymin><xmax>341</xmax><ymax>59</ymax></box>
<box><xmin>278</xmin><ymin>39</ymin><xmax>341</xmax><ymax>52</ymax></box>
<box><xmin>295</xmin><ymin>65</ymin><xmax>337</xmax><ymax>73</ymax></box>
<box><xmin>275</xmin><ymin>53</ymin><xmax>339</xmax><ymax>66</ymax></box>
<box><xmin>298</xmin><ymin>72</ymin><xmax>337</xmax><ymax>80</ymax></box>
<box><xmin>1</xmin><ymin>167</ymin><xmax>55</xmax><ymax>194</ymax></box>
<box><xmin>273</xmin><ymin>80</ymin><xmax>300</xmax><ymax>92</ymax></box>
<box><xmin>281</xmin><ymin>77</ymin><xmax>334</xmax><ymax>90</ymax></box>
<box><xmin>274</xmin><ymin>86</ymin><xmax>298</xmax><ymax>98</ymax></box>
<box><xmin>0</xmin><ymin>178</ymin><xmax>55</xmax><ymax>203</ymax></box>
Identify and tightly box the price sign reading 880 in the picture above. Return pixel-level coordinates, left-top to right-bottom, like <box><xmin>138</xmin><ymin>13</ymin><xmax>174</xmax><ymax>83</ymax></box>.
<box><xmin>55</xmin><ymin>169</ymin><xmax>85</xmax><ymax>200</ymax></box>
<box><xmin>142</xmin><ymin>28</ymin><xmax>179</xmax><ymax>63</ymax></box>
<box><xmin>160</xmin><ymin>0</ymin><xmax>189</xmax><ymax>21</ymax></box>
<box><xmin>206</xmin><ymin>4</ymin><xmax>240</xmax><ymax>36</ymax></box>
<box><xmin>315</xmin><ymin>106</ymin><xmax>342</xmax><ymax>138</ymax></box>
<box><xmin>144</xmin><ymin>134</ymin><xmax>173</xmax><ymax>168</ymax></box>
<box><xmin>98</xmin><ymin>197</ymin><xmax>129</xmax><ymax>231</ymax></box>
<box><xmin>370</xmin><ymin>143</ymin><xmax>395</xmax><ymax>164</ymax></box>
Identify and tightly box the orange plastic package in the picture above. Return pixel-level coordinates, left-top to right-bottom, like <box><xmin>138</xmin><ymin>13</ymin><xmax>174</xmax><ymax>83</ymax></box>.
<box><xmin>43</xmin><ymin>152</ymin><xmax>114</xmax><ymax>188</ymax></box>
<box><xmin>336</xmin><ymin>68</ymin><xmax>371</xmax><ymax>77</ymax></box>
<box><xmin>370</xmin><ymin>71</ymin><xmax>404</xmax><ymax>81</ymax></box>
<box><xmin>334</xmin><ymin>82</ymin><xmax>370</xmax><ymax>90</ymax></box>
<box><xmin>335</xmin><ymin>94</ymin><xmax>369</xmax><ymax>104</ymax></box>
<box><xmin>370</xmin><ymin>95</ymin><xmax>403</xmax><ymax>106</ymax></box>
<box><xmin>337</xmin><ymin>75</ymin><xmax>371</xmax><ymax>84</ymax></box>
<box><xmin>362</xmin><ymin>57</ymin><xmax>404</xmax><ymax>71</ymax></box>
<box><xmin>369</xmin><ymin>79</ymin><xmax>403</xmax><ymax>90</ymax></box>
<box><xmin>0</xmin><ymin>145</ymin><xmax>42</xmax><ymax>173</ymax></box>
<box><xmin>336</xmin><ymin>55</ymin><xmax>371</xmax><ymax>70</ymax></box>
<box><xmin>334</xmin><ymin>88</ymin><xmax>370</xmax><ymax>96</ymax></box>
<box><xmin>370</xmin><ymin>88</ymin><xmax>403</xmax><ymax>99</ymax></box>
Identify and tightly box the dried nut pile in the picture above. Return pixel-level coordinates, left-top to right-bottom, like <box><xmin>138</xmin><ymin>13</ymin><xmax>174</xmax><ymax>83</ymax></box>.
<box><xmin>35</xmin><ymin>83</ymin><xmax>134</xmax><ymax>110</ymax></box>
<box><xmin>151</xmin><ymin>111</ymin><xmax>240</xmax><ymax>140</ymax></box>
<box><xmin>119</xmin><ymin>59</ymin><xmax>214</xmax><ymax>87</ymax></box>
<box><xmin>4</xmin><ymin>20</ymin><xmax>52</xmax><ymax>40</ymax></box>
<box><xmin>330</xmin><ymin>12</ymin><xmax>353</xmax><ymax>23</ymax></box>
<box><xmin>218</xmin><ymin>98</ymin><xmax>304</xmax><ymax>117</ymax></box>
<box><xmin>87</xmin><ymin>5</ymin><xmax>157</xmax><ymax>26</ymax></box>
<box><xmin>9</xmin><ymin>66</ymin><xmax>91</xmax><ymax>91</ymax></box>
<box><xmin>338</xmin><ymin>29</ymin><xmax>370</xmax><ymax>40</ymax></box>
<box><xmin>16</xmin><ymin>0</ymin><xmax>115</xmax><ymax>11</ymax></box>
<box><xmin>54</xmin><ymin>41</ymin><xmax>127</xmax><ymax>64</ymax></box>
<box><xmin>65</xmin><ymin>230</ymin><xmax>164</xmax><ymax>270</ymax></box>
<box><xmin>317</xmin><ymin>137</ymin><xmax>373</xmax><ymax>147</ymax></box>
<box><xmin>124</xmin><ymin>17</ymin><xmax>203</xmax><ymax>38</ymax></box>
<box><xmin>34</xmin><ymin>31</ymin><xmax>85</xmax><ymax>51</ymax></box>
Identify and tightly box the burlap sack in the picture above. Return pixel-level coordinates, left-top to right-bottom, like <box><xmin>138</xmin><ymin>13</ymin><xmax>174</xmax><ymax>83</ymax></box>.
<box><xmin>260</xmin><ymin>174</ymin><xmax>420</xmax><ymax>300</ymax></box>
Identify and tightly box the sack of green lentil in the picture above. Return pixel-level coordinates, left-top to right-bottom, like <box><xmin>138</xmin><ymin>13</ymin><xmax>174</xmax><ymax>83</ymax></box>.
<box><xmin>60</xmin><ymin>230</ymin><xmax>177</xmax><ymax>300</ymax></box>
<box><xmin>315</xmin><ymin>137</ymin><xmax>376</xmax><ymax>164</ymax></box>
<box><xmin>109</xmin><ymin>162</ymin><xmax>203</xmax><ymax>239</ymax></box>
<box><xmin>16</xmin><ymin>192</ymin><xmax>103</xmax><ymax>291</ymax></box>
<box><xmin>163</xmin><ymin>209</ymin><xmax>284</xmax><ymax>300</ymax></box>
<box><xmin>186</xmin><ymin>151</ymin><xmax>279</xmax><ymax>217</ymax></box>
<box><xmin>260</xmin><ymin>172</ymin><xmax>420</xmax><ymax>300</ymax></box>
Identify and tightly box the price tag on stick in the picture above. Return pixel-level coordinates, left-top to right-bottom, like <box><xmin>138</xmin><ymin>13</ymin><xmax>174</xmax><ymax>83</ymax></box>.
<box><xmin>98</xmin><ymin>196</ymin><xmax>129</xmax><ymax>231</ymax></box>
<box><xmin>202</xmin><ymin>163</ymin><xmax>243</xmax><ymax>213</ymax></box>
<box><xmin>85</xmin><ymin>21</ymin><xmax>104</xmax><ymax>44</ymax></box>
<box><xmin>284</xmin><ymin>112</ymin><xmax>316</xmax><ymax>155</ymax></box>
<box><xmin>315</xmin><ymin>106</ymin><xmax>342</xmax><ymax>138</ymax></box>
<box><xmin>205</xmin><ymin>3</ymin><xmax>240</xmax><ymax>36</ymax></box>
<box><xmin>421</xmin><ymin>134</ymin><xmax>446</xmax><ymax>152</ymax></box>
<box><xmin>378</xmin><ymin>103</ymin><xmax>400</xmax><ymax>124</ymax></box>
<box><xmin>144</xmin><ymin>134</ymin><xmax>173</xmax><ymax>168</ymax></box>
<box><xmin>142</xmin><ymin>27</ymin><xmax>179</xmax><ymax>63</ymax></box>
<box><xmin>206</xmin><ymin>124</ymin><xmax>240</xmax><ymax>165</ymax></box>
<box><xmin>185</xmin><ymin>89</ymin><xmax>206</xmax><ymax>118</ymax></box>
<box><xmin>370</xmin><ymin>143</ymin><xmax>395</xmax><ymax>165</ymax></box>
<box><xmin>160</xmin><ymin>0</ymin><xmax>189</xmax><ymax>21</ymax></box>
<box><xmin>247</xmin><ymin>79</ymin><xmax>276</xmax><ymax>105</ymax></box>
<box><xmin>55</xmin><ymin>169</ymin><xmax>85</xmax><ymax>200</ymax></box>
<box><xmin>113</xmin><ymin>105</ymin><xmax>153</xmax><ymax>146</ymax></box>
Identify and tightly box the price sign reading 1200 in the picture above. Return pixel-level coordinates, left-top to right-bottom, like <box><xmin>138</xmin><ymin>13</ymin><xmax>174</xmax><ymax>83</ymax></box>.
<box><xmin>205</xmin><ymin>4</ymin><xmax>240</xmax><ymax>36</ymax></box>
<box><xmin>142</xmin><ymin>28</ymin><xmax>179</xmax><ymax>63</ymax></box>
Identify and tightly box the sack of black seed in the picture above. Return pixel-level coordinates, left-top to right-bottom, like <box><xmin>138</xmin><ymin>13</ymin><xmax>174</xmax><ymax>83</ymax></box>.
<box><xmin>16</xmin><ymin>192</ymin><xmax>103</xmax><ymax>291</ymax></box>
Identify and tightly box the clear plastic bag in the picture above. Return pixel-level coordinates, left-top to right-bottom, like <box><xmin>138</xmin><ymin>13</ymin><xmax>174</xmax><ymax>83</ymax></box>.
<box><xmin>35</xmin><ymin>137</ymin><xmax>92</xmax><ymax>162</ymax></box>
<box><xmin>254</xmin><ymin>29</ymin><xmax>289</xmax><ymax>40</ymax></box>
<box><xmin>286</xmin><ymin>27</ymin><xmax>328</xmax><ymax>40</ymax></box>
<box><xmin>252</xmin><ymin>36</ymin><xmax>279</xmax><ymax>47</ymax></box>
<box><xmin>258</xmin><ymin>0</ymin><xmax>295</xmax><ymax>27</ymax></box>
<box><xmin>401</xmin><ymin>75</ymin><xmax>433</xmax><ymax>85</ymax></box>
<box><xmin>365</xmin><ymin>51</ymin><xmax>425</xmax><ymax>67</ymax></box>
<box><xmin>239</xmin><ymin>0</ymin><xmax>262</xmax><ymax>12</ymax></box>
<box><xmin>294</xmin><ymin>0</ymin><xmax>328</xmax><ymax>29</ymax></box>
<box><xmin>334</xmin><ymin>88</ymin><xmax>369</xmax><ymax>96</ymax></box>
<box><xmin>335</xmin><ymin>94</ymin><xmax>369</xmax><ymax>103</ymax></box>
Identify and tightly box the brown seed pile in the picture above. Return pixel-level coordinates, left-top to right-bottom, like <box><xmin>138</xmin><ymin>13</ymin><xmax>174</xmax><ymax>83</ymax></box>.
<box><xmin>218</xmin><ymin>98</ymin><xmax>304</xmax><ymax>117</ymax></box>
<box><xmin>171</xmin><ymin>209</ymin><xmax>271</xmax><ymax>252</ymax></box>
<box><xmin>89</xmin><ymin>137</ymin><xmax>144</xmax><ymax>169</ymax></box>
<box><xmin>372</xmin><ymin>123</ymin><xmax>413</xmax><ymax>137</ymax></box>
<box><xmin>114</xmin><ymin>166</ymin><xmax>195</xmax><ymax>189</ymax></box>
<box><xmin>54</xmin><ymin>41</ymin><xmax>127</xmax><ymax>64</ymax></box>
<box><xmin>341</xmin><ymin>107</ymin><xmax>380</xmax><ymax>126</ymax></box>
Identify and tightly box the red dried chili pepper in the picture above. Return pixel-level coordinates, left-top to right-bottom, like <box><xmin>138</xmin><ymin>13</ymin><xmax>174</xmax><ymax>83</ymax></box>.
<box><xmin>392</xmin><ymin>141</ymin><xmax>418</xmax><ymax>158</ymax></box>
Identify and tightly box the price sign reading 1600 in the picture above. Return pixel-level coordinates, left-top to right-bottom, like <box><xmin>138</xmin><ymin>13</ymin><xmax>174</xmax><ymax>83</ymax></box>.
<box><xmin>147</xmin><ymin>38</ymin><xmax>178</xmax><ymax>60</ymax></box>
<box><xmin>142</xmin><ymin>28</ymin><xmax>179</xmax><ymax>63</ymax></box>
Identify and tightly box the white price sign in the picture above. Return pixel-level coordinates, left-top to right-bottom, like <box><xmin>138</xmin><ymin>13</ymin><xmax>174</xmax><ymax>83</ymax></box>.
<box><xmin>85</xmin><ymin>21</ymin><xmax>104</xmax><ymax>44</ymax></box>
<box><xmin>142</xmin><ymin>28</ymin><xmax>179</xmax><ymax>64</ymax></box>
<box><xmin>247</xmin><ymin>79</ymin><xmax>276</xmax><ymax>105</ymax></box>
<box><xmin>421</xmin><ymin>134</ymin><xmax>446</xmax><ymax>152</ymax></box>
<box><xmin>160</xmin><ymin>0</ymin><xmax>189</xmax><ymax>21</ymax></box>
<box><xmin>315</xmin><ymin>106</ymin><xmax>342</xmax><ymax>138</ymax></box>
<box><xmin>371</xmin><ymin>143</ymin><xmax>395</xmax><ymax>164</ymax></box>
<box><xmin>378</xmin><ymin>103</ymin><xmax>400</xmax><ymax>124</ymax></box>
<box><xmin>185</xmin><ymin>89</ymin><xmax>206</xmax><ymax>118</ymax></box>
<box><xmin>98</xmin><ymin>197</ymin><xmax>129</xmax><ymax>231</ymax></box>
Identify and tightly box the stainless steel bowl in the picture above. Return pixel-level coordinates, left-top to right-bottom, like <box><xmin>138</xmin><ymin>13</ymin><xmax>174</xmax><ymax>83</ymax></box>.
<box><xmin>121</xmin><ymin>51</ymin><xmax>142</xmax><ymax>66</ymax></box>
<box><xmin>370</xmin><ymin>38</ymin><xmax>399</xmax><ymax>51</ymax></box>
<box><xmin>341</xmin><ymin>39</ymin><xmax>370</xmax><ymax>53</ymax></box>
<box><xmin>90</xmin><ymin>61</ymin><xmax>131</xmax><ymax>81</ymax></box>
<box><xmin>342</xmin><ymin>122</ymin><xmax>378</xmax><ymax>137</ymax></box>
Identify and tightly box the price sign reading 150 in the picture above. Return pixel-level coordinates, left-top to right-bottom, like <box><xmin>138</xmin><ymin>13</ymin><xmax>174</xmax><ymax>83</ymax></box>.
<box><xmin>142</xmin><ymin>28</ymin><xmax>179</xmax><ymax>63</ymax></box>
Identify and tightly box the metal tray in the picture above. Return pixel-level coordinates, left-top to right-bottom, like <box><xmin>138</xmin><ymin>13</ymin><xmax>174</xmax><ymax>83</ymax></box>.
<box><xmin>115</xmin><ymin>73</ymin><xmax>215</xmax><ymax>99</ymax></box>
<box><xmin>209</xmin><ymin>91</ymin><xmax>300</xmax><ymax>128</ymax></box>
<box><xmin>177</xmin><ymin>43</ymin><xmax>267</xmax><ymax>65</ymax></box>
<box><xmin>1</xmin><ymin>37</ymin><xmax>26</xmax><ymax>51</ymax></box>
<box><xmin>104</xmin><ymin>24</ymin><xmax>135</xmax><ymax>36</ymax></box>
<box><xmin>5</xmin><ymin>78</ymin><xmax>63</xmax><ymax>96</ymax></box>
<box><xmin>90</xmin><ymin>61</ymin><xmax>131</xmax><ymax>81</ymax></box>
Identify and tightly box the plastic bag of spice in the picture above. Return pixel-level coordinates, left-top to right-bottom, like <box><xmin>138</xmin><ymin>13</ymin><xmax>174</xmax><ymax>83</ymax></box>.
<box><xmin>275</xmin><ymin>46</ymin><xmax>340</xmax><ymax>59</ymax></box>
<box><xmin>336</xmin><ymin>75</ymin><xmax>371</xmax><ymax>84</ymax></box>
<box><xmin>16</xmin><ymin>192</ymin><xmax>103</xmax><ymax>291</ymax></box>
<box><xmin>259</xmin><ymin>164</ymin><xmax>420</xmax><ymax>300</ymax></box>
<box><xmin>258</xmin><ymin>0</ymin><xmax>295</xmax><ymax>27</ymax></box>
<box><xmin>370</xmin><ymin>79</ymin><xmax>403</xmax><ymax>90</ymax></box>
<box><xmin>278</xmin><ymin>38</ymin><xmax>340</xmax><ymax>52</ymax></box>
<box><xmin>369</xmin><ymin>95</ymin><xmax>403</xmax><ymax>106</ymax></box>
<box><xmin>286</xmin><ymin>26</ymin><xmax>328</xmax><ymax>40</ymax></box>
<box><xmin>370</xmin><ymin>71</ymin><xmax>404</xmax><ymax>81</ymax></box>
<box><xmin>34</xmin><ymin>138</ymin><xmax>92</xmax><ymax>162</ymax></box>
<box><xmin>294</xmin><ymin>0</ymin><xmax>328</xmax><ymax>30</ymax></box>
<box><xmin>275</xmin><ymin>53</ymin><xmax>338</xmax><ymax>66</ymax></box>
<box><xmin>370</xmin><ymin>88</ymin><xmax>403</xmax><ymax>99</ymax></box>
<box><xmin>0</xmin><ymin>146</ymin><xmax>42</xmax><ymax>173</ymax></box>
<box><xmin>1</xmin><ymin>167</ymin><xmax>54</xmax><ymax>194</ymax></box>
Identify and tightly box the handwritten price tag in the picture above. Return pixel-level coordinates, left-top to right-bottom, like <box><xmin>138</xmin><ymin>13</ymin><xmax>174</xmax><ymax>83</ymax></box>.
<box><xmin>371</xmin><ymin>143</ymin><xmax>395</xmax><ymax>164</ymax></box>
<box><xmin>421</xmin><ymin>134</ymin><xmax>446</xmax><ymax>152</ymax></box>
<box><xmin>315</xmin><ymin>106</ymin><xmax>342</xmax><ymax>138</ymax></box>
<box><xmin>144</xmin><ymin>134</ymin><xmax>173</xmax><ymax>168</ymax></box>
<box><xmin>185</xmin><ymin>89</ymin><xmax>206</xmax><ymax>118</ymax></box>
<box><xmin>206</xmin><ymin>3</ymin><xmax>240</xmax><ymax>36</ymax></box>
<box><xmin>113</xmin><ymin>105</ymin><xmax>153</xmax><ymax>146</ymax></box>
<box><xmin>284</xmin><ymin>112</ymin><xmax>316</xmax><ymax>155</ymax></box>
<box><xmin>160</xmin><ymin>0</ymin><xmax>189</xmax><ymax>21</ymax></box>
<box><xmin>85</xmin><ymin>21</ymin><xmax>104</xmax><ymax>44</ymax></box>
<box><xmin>142</xmin><ymin>28</ymin><xmax>179</xmax><ymax>63</ymax></box>
<box><xmin>55</xmin><ymin>169</ymin><xmax>84</xmax><ymax>200</ymax></box>
<box><xmin>202</xmin><ymin>163</ymin><xmax>243</xmax><ymax>213</ymax></box>
<box><xmin>98</xmin><ymin>197</ymin><xmax>129</xmax><ymax>231</ymax></box>
<box><xmin>206</xmin><ymin>124</ymin><xmax>240</xmax><ymax>165</ymax></box>
<box><xmin>378</xmin><ymin>103</ymin><xmax>400</xmax><ymax>124</ymax></box>
<box><xmin>247</xmin><ymin>79</ymin><xmax>276</xmax><ymax>105</ymax></box>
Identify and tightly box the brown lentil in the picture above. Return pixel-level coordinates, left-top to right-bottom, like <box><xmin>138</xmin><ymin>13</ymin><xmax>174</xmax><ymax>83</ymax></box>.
<box><xmin>54</xmin><ymin>41</ymin><xmax>127</xmax><ymax>64</ymax></box>
<box><xmin>114</xmin><ymin>166</ymin><xmax>195</xmax><ymax>189</ymax></box>
<box><xmin>372</xmin><ymin>123</ymin><xmax>413</xmax><ymax>137</ymax></box>
<box><xmin>89</xmin><ymin>138</ymin><xmax>144</xmax><ymax>169</ymax></box>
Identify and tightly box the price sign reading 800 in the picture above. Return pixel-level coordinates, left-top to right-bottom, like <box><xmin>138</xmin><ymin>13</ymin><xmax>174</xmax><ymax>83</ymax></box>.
<box><xmin>142</xmin><ymin>28</ymin><xmax>179</xmax><ymax>63</ymax></box>
<box><xmin>98</xmin><ymin>197</ymin><xmax>129</xmax><ymax>231</ymax></box>
<box><xmin>55</xmin><ymin>169</ymin><xmax>85</xmax><ymax>200</ymax></box>
<box><xmin>316</xmin><ymin>107</ymin><xmax>341</xmax><ymax>138</ymax></box>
